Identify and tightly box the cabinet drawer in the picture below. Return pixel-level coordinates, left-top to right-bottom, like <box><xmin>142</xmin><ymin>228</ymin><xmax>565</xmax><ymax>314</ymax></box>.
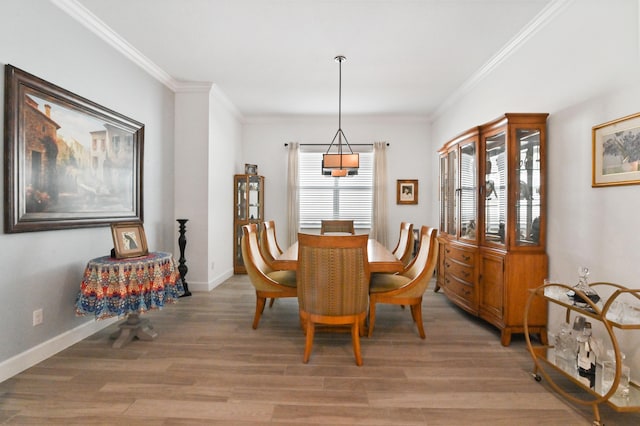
<box><xmin>444</xmin><ymin>260</ymin><xmax>474</xmax><ymax>283</ymax></box>
<box><xmin>444</xmin><ymin>245</ymin><xmax>476</xmax><ymax>266</ymax></box>
<box><xmin>443</xmin><ymin>274</ymin><xmax>474</xmax><ymax>301</ymax></box>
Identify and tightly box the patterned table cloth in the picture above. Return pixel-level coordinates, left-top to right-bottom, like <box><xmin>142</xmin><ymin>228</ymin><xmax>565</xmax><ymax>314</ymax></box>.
<box><xmin>75</xmin><ymin>251</ymin><xmax>185</xmax><ymax>319</ymax></box>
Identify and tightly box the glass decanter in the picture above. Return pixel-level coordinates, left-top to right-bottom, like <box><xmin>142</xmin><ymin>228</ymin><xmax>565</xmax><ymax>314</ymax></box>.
<box><xmin>568</xmin><ymin>266</ymin><xmax>600</xmax><ymax>309</ymax></box>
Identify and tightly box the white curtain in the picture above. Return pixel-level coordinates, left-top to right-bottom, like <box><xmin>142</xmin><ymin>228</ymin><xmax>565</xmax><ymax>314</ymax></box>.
<box><xmin>286</xmin><ymin>142</ymin><xmax>299</xmax><ymax>246</ymax></box>
<box><xmin>371</xmin><ymin>142</ymin><xmax>388</xmax><ymax>247</ymax></box>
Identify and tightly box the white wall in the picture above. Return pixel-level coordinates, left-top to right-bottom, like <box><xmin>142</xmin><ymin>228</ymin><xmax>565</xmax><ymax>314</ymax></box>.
<box><xmin>174</xmin><ymin>88</ymin><xmax>212</xmax><ymax>290</ymax></box>
<box><xmin>242</xmin><ymin>115</ymin><xmax>431</xmax><ymax>248</ymax></box>
<box><xmin>209</xmin><ymin>86</ymin><xmax>242</xmax><ymax>286</ymax></box>
<box><xmin>0</xmin><ymin>0</ymin><xmax>175</xmax><ymax>379</ymax></box>
<box><xmin>431</xmin><ymin>0</ymin><xmax>640</xmax><ymax>371</ymax></box>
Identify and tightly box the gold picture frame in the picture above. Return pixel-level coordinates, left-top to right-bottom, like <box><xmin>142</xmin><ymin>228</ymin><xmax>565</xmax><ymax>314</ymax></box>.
<box><xmin>397</xmin><ymin>179</ymin><xmax>418</xmax><ymax>205</ymax></box>
<box><xmin>592</xmin><ymin>112</ymin><xmax>640</xmax><ymax>187</ymax></box>
<box><xmin>110</xmin><ymin>222</ymin><xmax>149</xmax><ymax>258</ymax></box>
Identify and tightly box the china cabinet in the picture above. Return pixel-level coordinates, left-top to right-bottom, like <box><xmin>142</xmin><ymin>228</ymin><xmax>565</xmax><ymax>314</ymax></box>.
<box><xmin>525</xmin><ymin>282</ymin><xmax>640</xmax><ymax>426</ymax></box>
<box><xmin>233</xmin><ymin>174</ymin><xmax>264</xmax><ymax>274</ymax></box>
<box><xmin>437</xmin><ymin>113</ymin><xmax>548</xmax><ymax>345</ymax></box>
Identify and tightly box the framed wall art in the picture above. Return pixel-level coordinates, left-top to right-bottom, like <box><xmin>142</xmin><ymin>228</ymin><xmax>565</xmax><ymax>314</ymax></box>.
<box><xmin>397</xmin><ymin>179</ymin><xmax>418</xmax><ymax>205</ymax></box>
<box><xmin>592</xmin><ymin>112</ymin><xmax>640</xmax><ymax>187</ymax></box>
<box><xmin>4</xmin><ymin>65</ymin><xmax>144</xmax><ymax>233</ymax></box>
<box><xmin>110</xmin><ymin>222</ymin><xmax>148</xmax><ymax>258</ymax></box>
<box><xmin>245</xmin><ymin>163</ymin><xmax>258</xmax><ymax>175</ymax></box>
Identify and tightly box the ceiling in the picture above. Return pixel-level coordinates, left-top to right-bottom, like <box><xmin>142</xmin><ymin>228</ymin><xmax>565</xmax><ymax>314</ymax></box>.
<box><xmin>66</xmin><ymin>0</ymin><xmax>556</xmax><ymax>118</ymax></box>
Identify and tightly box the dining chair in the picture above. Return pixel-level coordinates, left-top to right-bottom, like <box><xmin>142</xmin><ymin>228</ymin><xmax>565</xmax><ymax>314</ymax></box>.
<box><xmin>260</xmin><ymin>220</ymin><xmax>284</xmax><ymax>264</ymax></box>
<box><xmin>368</xmin><ymin>226</ymin><xmax>438</xmax><ymax>338</ymax></box>
<box><xmin>392</xmin><ymin>221</ymin><xmax>415</xmax><ymax>267</ymax></box>
<box><xmin>297</xmin><ymin>233</ymin><xmax>370</xmax><ymax>366</ymax></box>
<box><xmin>320</xmin><ymin>219</ymin><xmax>355</xmax><ymax>235</ymax></box>
<box><xmin>241</xmin><ymin>223</ymin><xmax>297</xmax><ymax>329</ymax></box>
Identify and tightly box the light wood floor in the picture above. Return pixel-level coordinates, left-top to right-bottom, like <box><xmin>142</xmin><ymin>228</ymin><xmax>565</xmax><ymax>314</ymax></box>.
<box><xmin>1</xmin><ymin>275</ymin><xmax>639</xmax><ymax>425</ymax></box>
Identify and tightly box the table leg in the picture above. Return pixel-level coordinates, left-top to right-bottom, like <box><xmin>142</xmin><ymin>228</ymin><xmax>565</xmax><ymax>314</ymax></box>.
<box><xmin>110</xmin><ymin>313</ymin><xmax>158</xmax><ymax>348</ymax></box>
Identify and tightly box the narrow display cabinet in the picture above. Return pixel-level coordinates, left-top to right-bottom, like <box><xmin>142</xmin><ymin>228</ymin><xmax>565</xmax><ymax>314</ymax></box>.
<box><xmin>233</xmin><ymin>174</ymin><xmax>264</xmax><ymax>274</ymax></box>
<box><xmin>437</xmin><ymin>113</ymin><xmax>549</xmax><ymax>345</ymax></box>
<box><xmin>525</xmin><ymin>282</ymin><xmax>640</xmax><ymax>426</ymax></box>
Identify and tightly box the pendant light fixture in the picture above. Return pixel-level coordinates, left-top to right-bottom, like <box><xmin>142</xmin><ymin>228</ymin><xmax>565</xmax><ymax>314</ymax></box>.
<box><xmin>322</xmin><ymin>55</ymin><xmax>359</xmax><ymax>177</ymax></box>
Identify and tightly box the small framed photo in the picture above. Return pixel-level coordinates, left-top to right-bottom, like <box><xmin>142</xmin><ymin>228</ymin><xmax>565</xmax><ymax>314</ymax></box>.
<box><xmin>110</xmin><ymin>222</ymin><xmax>149</xmax><ymax>258</ymax></box>
<box><xmin>592</xmin><ymin>112</ymin><xmax>640</xmax><ymax>187</ymax></box>
<box><xmin>397</xmin><ymin>179</ymin><xmax>418</xmax><ymax>205</ymax></box>
<box><xmin>245</xmin><ymin>163</ymin><xmax>258</xmax><ymax>175</ymax></box>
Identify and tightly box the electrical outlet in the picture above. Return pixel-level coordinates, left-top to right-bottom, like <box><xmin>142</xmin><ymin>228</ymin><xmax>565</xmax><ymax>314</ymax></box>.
<box><xmin>33</xmin><ymin>308</ymin><xmax>43</xmax><ymax>326</ymax></box>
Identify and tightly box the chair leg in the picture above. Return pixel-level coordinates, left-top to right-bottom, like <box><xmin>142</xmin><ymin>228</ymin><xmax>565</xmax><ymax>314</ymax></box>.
<box><xmin>303</xmin><ymin>321</ymin><xmax>315</xmax><ymax>363</ymax></box>
<box><xmin>351</xmin><ymin>322</ymin><xmax>363</xmax><ymax>366</ymax></box>
<box><xmin>252</xmin><ymin>296</ymin><xmax>267</xmax><ymax>329</ymax></box>
<box><xmin>269</xmin><ymin>298</ymin><xmax>275</xmax><ymax>308</ymax></box>
<box><xmin>367</xmin><ymin>300</ymin><xmax>377</xmax><ymax>338</ymax></box>
<box><xmin>410</xmin><ymin>303</ymin><xmax>426</xmax><ymax>339</ymax></box>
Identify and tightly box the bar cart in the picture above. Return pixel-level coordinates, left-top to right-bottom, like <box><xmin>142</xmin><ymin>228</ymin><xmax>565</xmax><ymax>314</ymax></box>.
<box><xmin>524</xmin><ymin>281</ymin><xmax>640</xmax><ymax>425</ymax></box>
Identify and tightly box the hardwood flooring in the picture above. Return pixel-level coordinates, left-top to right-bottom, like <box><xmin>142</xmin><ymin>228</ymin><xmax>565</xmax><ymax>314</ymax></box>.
<box><xmin>1</xmin><ymin>275</ymin><xmax>639</xmax><ymax>425</ymax></box>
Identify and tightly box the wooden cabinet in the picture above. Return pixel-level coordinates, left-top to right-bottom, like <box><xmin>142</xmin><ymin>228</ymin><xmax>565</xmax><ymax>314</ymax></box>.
<box><xmin>437</xmin><ymin>113</ymin><xmax>548</xmax><ymax>345</ymax></box>
<box><xmin>233</xmin><ymin>174</ymin><xmax>264</xmax><ymax>274</ymax></box>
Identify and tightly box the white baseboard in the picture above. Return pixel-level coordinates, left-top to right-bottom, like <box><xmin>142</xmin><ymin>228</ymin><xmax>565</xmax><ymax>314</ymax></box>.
<box><xmin>187</xmin><ymin>268</ymin><xmax>234</xmax><ymax>292</ymax></box>
<box><xmin>0</xmin><ymin>269</ymin><xmax>236</xmax><ymax>383</ymax></box>
<box><xmin>0</xmin><ymin>317</ymin><xmax>118</xmax><ymax>384</ymax></box>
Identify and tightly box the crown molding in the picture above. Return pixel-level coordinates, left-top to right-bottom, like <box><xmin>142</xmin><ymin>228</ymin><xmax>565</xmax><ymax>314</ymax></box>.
<box><xmin>431</xmin><ymin>0</ymin><xmax>575</xmax><ymax>120</ymax></box>
<box><xmin>51</xmin><ymin>0</ymin><xmax>179</xmax><ymax>91</ymax></box>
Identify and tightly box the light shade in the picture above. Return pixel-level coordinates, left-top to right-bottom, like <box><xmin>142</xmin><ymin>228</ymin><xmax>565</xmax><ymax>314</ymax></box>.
<box><xmin>322</xmin><ymin>153</ymin><xmax>359</xmax><ymax>176</ymax></box>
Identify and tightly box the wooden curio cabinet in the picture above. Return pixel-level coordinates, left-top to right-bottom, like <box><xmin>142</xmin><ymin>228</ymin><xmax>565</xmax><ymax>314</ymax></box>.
<box><xmin>233</xmin><ymin>174</ymin><xmax>264</xmax><ymax>274</ymax></box>
<box><xmin>437</xmin><ymin>113</ymin><xmax>548</xmax><ymax>345</ymax></box>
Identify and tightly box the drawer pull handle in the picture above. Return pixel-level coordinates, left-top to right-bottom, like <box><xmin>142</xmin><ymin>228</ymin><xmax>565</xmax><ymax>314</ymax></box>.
<box><xmin>462</xmin><ymin>254</ymin><xmax>470</xmax><ymax>261</ymax></box>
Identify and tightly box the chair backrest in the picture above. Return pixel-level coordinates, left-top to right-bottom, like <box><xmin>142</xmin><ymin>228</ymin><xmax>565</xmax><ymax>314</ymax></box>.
<box><xmin>391</xmin><ymin>226</ymin><xmax>438</xmax><ymax>298</ymax></box>
<box><xmin>392</xmin><ymin>222</ymin><xmax>414</xmax><ymax>266</ymax></box>
<box><xmin>241</xmin><ymin>224</ymin><xmax>280</xmax><ymax>290</ymax></box>
<box><xmin>320</xmin><ymin>219</ymin><xmax>355</xmax><ymax>235</ymax></box>
<box><xmin>260</xmin><ymin>220</ymin><xmax>283</xmax><ymax>262</ymax></box>
<box><xmin>297</xmin><ymin>233</ymin><xmax>370</xmax><ymax>316</ymax></box>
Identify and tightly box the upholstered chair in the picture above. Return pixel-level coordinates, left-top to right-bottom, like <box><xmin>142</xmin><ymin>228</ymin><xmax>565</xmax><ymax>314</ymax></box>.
<box><xmin>260</xmin><ymin>220</ymin><xmax>283</xmax><ymax>265</ymax></box>
<box><xmin>297</xmin><ymin>233</ymin><xmax>370</xmax><ymax>366</ymax></box>
<box><xmin>241</xmin><ymin>223</ymin><xmax>296</xmax><ymax>329</ymax></box>
<box><xmin>392</xmin><ymin>221</ymin><xmax>415</xmax><ymax>267</ymax></box>
<box><xmin>368</xmin><ymin>226</ymin><xmax>438</xmax><ymax>338</ymax></box>
<box><xmin>320</xmin><ymin>219</ymin><xmax>355</xmax><ymax>235</ymax></box>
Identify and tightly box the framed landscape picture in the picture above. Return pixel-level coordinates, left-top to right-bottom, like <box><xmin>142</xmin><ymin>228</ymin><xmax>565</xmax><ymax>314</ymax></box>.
<box><xmin>592</xmin><ymin>112</ymin><xmax>640</xmax><ymax>187</ymax></box>
<box><xmin>3</xmin><ymin>65</ymin><xmax>144</xmax><ymax>233</ymax></box>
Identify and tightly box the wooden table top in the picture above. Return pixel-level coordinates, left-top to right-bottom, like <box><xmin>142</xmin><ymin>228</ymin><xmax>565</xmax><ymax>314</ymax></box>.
<box><xmin>271</xmin><ymin>238</ymin><xmax>403</xmax><ymax>273</ymax></box>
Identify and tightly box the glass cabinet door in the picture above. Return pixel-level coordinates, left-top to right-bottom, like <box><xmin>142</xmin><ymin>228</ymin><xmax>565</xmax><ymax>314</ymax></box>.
<box><xmin>439</xmin><ymin>155</ymin><xmax>447</xmax><ymax>233</ymax></box>
<box><xmin>236</xmin><ymin>178</ymin><xmax>247</xmax><ymax>220</ymax></box>
<box><xmin>248</xmin><ymin>175</ymin><xmax>261</xmax><ymax>220</ymax></box>
<box><xmin>459</xmin><ymin>140</ymin><xmax>477</xmax><ymax>241</ymax></box>
<box><xmin>483</xmin><ymin>132</ymin><xmax>507</xmax><ymax>246</ymax></box>
<box><xmin>447</xmin><ymin>149</ymin><xmax>458</xmax><ymax>236</ymax></box>
<box><xmin>514</xmin><ymin>129</ymin><xmax>542</xmax><ymax>246</ymax></box>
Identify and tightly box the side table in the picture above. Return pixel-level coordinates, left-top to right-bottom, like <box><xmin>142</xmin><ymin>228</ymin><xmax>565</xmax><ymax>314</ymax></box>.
<box><xmin>75</xmin><ymin>251</ymin><xmax>185</xmax><ymax>348</ymax></box>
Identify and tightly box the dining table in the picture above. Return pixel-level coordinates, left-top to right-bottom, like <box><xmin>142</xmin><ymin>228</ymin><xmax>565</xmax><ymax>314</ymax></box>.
<box><xmin>271</xmin><ymin>238</ymin><xmax>403</xmax><ymax>273</ymax></box>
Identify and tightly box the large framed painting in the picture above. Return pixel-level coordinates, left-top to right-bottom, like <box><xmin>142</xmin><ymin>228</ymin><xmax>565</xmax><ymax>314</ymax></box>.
<box><xmin>4</xmin><ymin>65</ymin><xmax>144</xmax><ymax>233</ymax></box>
<box><xmin>592</xmin><ymin>112</ymin><xmax>640</xmax><ymax>187</ymax></box>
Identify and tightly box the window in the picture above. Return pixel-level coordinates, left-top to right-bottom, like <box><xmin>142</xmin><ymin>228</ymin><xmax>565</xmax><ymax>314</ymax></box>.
<box><xmin>298</xmin><ymin>147</ymin><xmax>373</xmax><ymax>230</ymax></box>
